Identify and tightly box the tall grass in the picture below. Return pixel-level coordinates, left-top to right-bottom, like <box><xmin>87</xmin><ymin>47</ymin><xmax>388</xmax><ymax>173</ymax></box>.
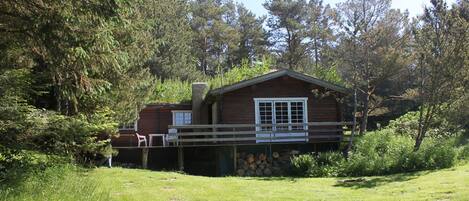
<box><xmin>0</xmin><ymin>164</ymin><xmax>110</xmax><ymax>201</ymax></box>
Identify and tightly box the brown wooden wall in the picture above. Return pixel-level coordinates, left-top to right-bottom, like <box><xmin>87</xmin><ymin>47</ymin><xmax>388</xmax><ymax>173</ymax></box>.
<box><xmin>112</xmin><ymin>104</ymin><xmax>191</xmax><ymax>147</ymax></box>
<box><xmin>219</xmin><ymin>76</ymin><xmax>341</xmax><ymax>124</ymax></box>
<box><xmin>217</xmin><ymin>76</ymin><xmax>343</xmax><ymax>144</ymax></box>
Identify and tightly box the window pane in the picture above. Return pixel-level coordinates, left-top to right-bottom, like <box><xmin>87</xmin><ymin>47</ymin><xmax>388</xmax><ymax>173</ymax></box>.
<box><xmin>290</xmin><ymin>101</ymin><xmax>304</xmax><ymax>130</ymax></box>
<box><xmin>119</xmin><ymin>122</ymin><xmax>135</xmax><ymax>130</ymax></box>
<box><xmin>174</xmin><ymin>111</ymin><xmax>191</xmax><ymax>125</ymax></box>
<box><xmin>184</xmin><ymin>112</ymin><xmax>192</xmax><ymax>124</ymax></box>
<box><xmin>275</xmin><ymin>102</ymin><xmax>289</xmax><ymax>131</ymax></box>
<box><xmin>259</xmin><ymin>102</ymin><xmax>272</xmax><ymax>131</ymax></box>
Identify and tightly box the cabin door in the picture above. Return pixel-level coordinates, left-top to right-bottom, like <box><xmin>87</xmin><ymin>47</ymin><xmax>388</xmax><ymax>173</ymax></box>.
<box><xmin>254</xmin><ymin>98</ymin><xmax>308</xmax><ymax>143</ymax></box>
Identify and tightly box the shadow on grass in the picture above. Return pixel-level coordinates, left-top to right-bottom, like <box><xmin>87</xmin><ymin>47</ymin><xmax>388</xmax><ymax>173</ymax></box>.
<box><xmin>333</xmin><ymin>171</ymin><xmax>432</xmax><ymax>189</ymax></box>
<box><xmin>242</xmin><ymin>176</ymin><xmax>299</xmax><ymax>182</ymax></box>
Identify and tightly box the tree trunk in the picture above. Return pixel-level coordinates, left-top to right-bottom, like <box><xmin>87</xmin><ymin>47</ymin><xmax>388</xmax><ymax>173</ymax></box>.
<box><xmin>314</xmin><ymin>38</ymin><xmax>319</xmax><ymax>70</ymax></box>
<box><xmin>359</xmin><ymin>92</ymin><xmax>370</xmax><ymax>135</ymax></box>
<box><xmin>347</xmin><ymin>89</ymin><xmax>358</xmax><ymax>154</ymax></box>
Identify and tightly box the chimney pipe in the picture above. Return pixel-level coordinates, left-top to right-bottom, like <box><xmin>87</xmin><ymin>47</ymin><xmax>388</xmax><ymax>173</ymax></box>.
<box><xmin>191</xmin><ymin>82</ymin><xmax>209</xmax><ymax>124</ymax></box>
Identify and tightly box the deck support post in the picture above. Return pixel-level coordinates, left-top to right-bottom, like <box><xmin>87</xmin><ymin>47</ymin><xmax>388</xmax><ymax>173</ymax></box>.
<box><xmin>178</xmin><ymin>147</ymin><xmax>184</xmax><ymax>171</ymax></box>
<box><xmin>233</xmin><ymin>145</ymin><xmax>237</xmax><ymax>173</ymax></box>
<box><xmin>142</xmin><ymin>148</ymin><xmax>149</xmax><ymax>169</ymax></box>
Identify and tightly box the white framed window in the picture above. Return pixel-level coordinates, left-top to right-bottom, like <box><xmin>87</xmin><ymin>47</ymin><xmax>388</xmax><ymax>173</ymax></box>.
<box><xmin>172</xmin><ymin>110</ymin><xmax>192</xmax><ymax>125</ymax></box>
<box><xmin>118</xmin><ymin>121</ymin><xmax>137</xmax><ymax>131</ymax></box>
<box><xmin>254</xmin><ymin>98</ymin><xmax>308</xmax><ymax>142</ymax></box>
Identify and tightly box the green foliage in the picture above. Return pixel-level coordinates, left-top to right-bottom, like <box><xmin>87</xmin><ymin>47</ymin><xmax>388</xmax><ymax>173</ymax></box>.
<box><xmin>291</xmin><ymin>127</ymin><xmax>465</xmax><ymax>177</ymax></box>
<box><xmin>387</xmin><ymin>110</ymin><xmax>465</xmax><ymax>138</ymax></box>
<box><xmin>290</xmin><ymin>154</ymin><xmax>316</xmax><ymax>177</ymax></box>
<box><xmin>313</xmin><ymin>152</ymin><xmax>346</xmax><ymax>177</ymax></box>
<box><xmin>189</xmin><ymin>0</ymin><xmax>268</xmax><ymax>75</ymax></box>
<box><xmin>345</xmin><ymin>130</ymin><xmax>413</xmax><ymax>176</ymax></box>
<box><xmin>35</xmin><ymin>108</ymin><xmax>117</xmax><ymax>160</ymax></box>
<box><xmin>411</xmin><ymin>0</ymin><xmax>469</xmax><ymax>150</ymax></box>
<box><xmin>0</xmin><ymin>0</ymin><xmax>158</xmax><ymax>118</ymax></box>
<box><xmin>306</xmin><ymin>64</ymin><xmax>344</xmax><ymax>85</ymax></box>
<box><xmin>146</xmin><ymin>0</ymin><xmax>202</xmax><ymax>81</ymax></box>
<box><xmin>458</xmin><ymin>143</ymin><xmax>469</xmax><ymax>161</ymax></box>
<box><xmin>149</xmin><ymin>57</ymin><xmax>272</xmax><ymax>103</ymax></box>
<box><xmin>209</xmin><ymin>58</ymin><xmax>272</xmax><ymax>89</ymax></box>
<box><xmin>291</xmin><ymin>152</ymin><xmax>346</xmax><ymax>177</ymax></box>
<box><xmin>264</xmin><ymin>0</ymin><xmax>310</xmax><ymax>69</ymax></box>
<box><xmin>0</xmin><ymin>164</ymin><xmax>110</xmax><ymax>201</ymax></box>
<box><xmin>345</xmin><ymin>129</ymin><xmax>459</xmax><ymax>176</ymax></box>
<box><xmin>152</xmin><ymin>79</ymin><xmax>192</xmax><ymax>104</ymax></box>
<box><xmin>0</xmin><ymin>94</ymin><xmax>116</xmax><ymax>171</ymax></box>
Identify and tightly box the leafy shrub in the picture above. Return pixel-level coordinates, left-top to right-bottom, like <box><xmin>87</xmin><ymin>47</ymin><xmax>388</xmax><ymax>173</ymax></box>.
<box><xmin>387</xmin><ymin>111</ymin><xmax>462</xmax><ymax>138</ymax></box>
<box><xmin>345</xmin><ymin>129</ymin><xmax>460</xmax><ymax>176</ymax></box>
<box><xmin>1</xmin><ymin>95</ymin><xmax>117</xmax><ymax>174</ymax></box>
<box><xmin>0</xmin><ymin>148</ymin><xmax>67</xmax><ymax>183</ymax></box>
<box><xmin>345</xmin><ymin>129</ymin><xmax>414</xmax><ymax>176</ymax></box>
<box><xmin>458</xmin><ymin>144</ymin><xmax>469</xmax><ymax>161</ymax></box>
<box><xmin>312</xmin><ymin>152</ymin><xmax>346</xmax><ymax>177</ymax></box>
<box><xmin>291</xmin><ymin>129</ymin><xmax>464</xmax><ymax>178</ymax></box>
<box><xmin>291</xmin><ymin>154</ymin><xmax>316</xmax><ymax>177</ymax></box>
<box><xmin>291</xmin><ymin>152</ymin><xmax>346</xmax><ymax>177</ymax></box>
<box><xmin>386</xmin><ymin>111</ymin><xmax>419</xmax><ymax>136</ymax></box>
<box><xmin>397</xmin><ymin>139</ymin><xmax>457</xmax><ymax>172</ymax></box>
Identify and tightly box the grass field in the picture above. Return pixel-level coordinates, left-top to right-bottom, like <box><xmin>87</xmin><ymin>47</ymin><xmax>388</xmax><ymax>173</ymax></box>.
<box><xmin>91</xmin><ymin>162</ymin><xmax>469</xmax><ymax>201</ymax></box>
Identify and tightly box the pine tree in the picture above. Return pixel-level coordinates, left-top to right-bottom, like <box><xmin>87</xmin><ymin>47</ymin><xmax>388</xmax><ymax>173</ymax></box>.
<box><xmin>189</xmin><ymin>0</ymin><xmax>240</xmax><ymax>75</ymax></box>
<box><xmin>231</xmin><ymin>4</ymin><xmax>269</xmax><ymax>66</ymax></box>
<box><xmin>264</xmin><ymin>0</ymin><xmax>310</xmax><ymax>70</ymax></box>
<box><xmin>411</xmin><ymin>0</ymin><xmax>469</xmax><ymax>150</ymax></box>
<box><xmin>145</xmin><ymin>0</ymin><xmax>201</xmax><ymax>81</ymax></box>
<box><xmin>336</xmin><ymin>0</ymin><xmax>412</xmax><ymax>134</ymax></box>
<box><xmin>0</xmin><ymin>0</ymin><xmax>158</xmax><ymax>121</ymax></box>
<box><xmin>306</xmin><ymin>0</ymin><xmax>337</xmax><ymax>70</ymax></box>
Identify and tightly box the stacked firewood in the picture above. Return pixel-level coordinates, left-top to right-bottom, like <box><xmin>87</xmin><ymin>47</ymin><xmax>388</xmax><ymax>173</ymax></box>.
<box><xmin>236</xmin><ymin>150</ymin><xmax>300</xmax><ymax>176</ymax></box>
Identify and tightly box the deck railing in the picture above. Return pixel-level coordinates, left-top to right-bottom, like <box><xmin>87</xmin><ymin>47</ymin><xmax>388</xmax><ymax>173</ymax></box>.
<box><xmin>167</xmin><ymin>121</ymin><xmax>354</xmax><ymax>146</ymax></box>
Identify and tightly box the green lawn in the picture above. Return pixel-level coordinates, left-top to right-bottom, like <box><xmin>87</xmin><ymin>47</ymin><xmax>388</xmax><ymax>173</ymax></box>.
<box><xmin>92</xmin><ymin>163</ymin><xmax>469</xmax><ymax>201</ymax></box>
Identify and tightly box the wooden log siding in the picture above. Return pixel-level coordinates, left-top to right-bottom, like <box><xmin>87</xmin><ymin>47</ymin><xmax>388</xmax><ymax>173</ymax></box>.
<box><xmin>112</xmin><ymin>104</ymin><xmax>191</xmax><ymax>147</ymax></box>
<box><xmin>217</xmin><ymin>75</ymin><xmax>344</xmax><ymax>143</ymax></box>
<box><xmin>167</xmin><ymin>122</ymin><xmax>353</xmax><ymax>145</ymax></box>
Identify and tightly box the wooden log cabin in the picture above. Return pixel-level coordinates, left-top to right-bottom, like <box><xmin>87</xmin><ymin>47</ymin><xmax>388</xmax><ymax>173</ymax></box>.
<box><xmin>112</xmin><ymin>69</ymin><xmax>354</xmax><ymax>176</ymax></box>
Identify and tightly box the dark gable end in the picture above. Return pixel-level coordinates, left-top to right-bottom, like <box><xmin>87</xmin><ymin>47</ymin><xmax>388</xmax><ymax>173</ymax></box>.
<box><xmin>208</xmin><ymin>69</ymin><xmax>350</xmax><ymax>96</ymax></box>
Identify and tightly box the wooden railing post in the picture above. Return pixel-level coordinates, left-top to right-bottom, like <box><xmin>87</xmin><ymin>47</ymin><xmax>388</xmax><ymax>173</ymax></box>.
<box><xmin>233</xmin><ymin>145</ymin><xmax>237</xmax><ymax>173</ymax></box>
<box><xmin>178</xmin><ymin>147</ymin><xmax>184</xmax><ymax>171</ymax></box>
<box><xmin>142</xmin><ymin>148</ymin><xmax>149</xmax><ymax>169</ymax></box>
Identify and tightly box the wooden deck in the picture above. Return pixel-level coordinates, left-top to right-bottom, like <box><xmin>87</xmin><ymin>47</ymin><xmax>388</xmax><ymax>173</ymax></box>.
<box><xmin>111</xmin><ymin>121</ymin><xmax>356</xmax><ymax>169</ymax></box>
<box><xmin>112</xmin><ymin>122</ymin><xmax>355</xmax><ymax>149</ymax></box>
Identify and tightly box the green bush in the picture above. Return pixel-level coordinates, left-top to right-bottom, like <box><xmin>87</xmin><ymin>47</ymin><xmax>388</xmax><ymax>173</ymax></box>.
<box><xmin>345</xmin><ymin>129</ymin><xmax>414</xmax><ymax>176</ymax></box>
<box><xmin>458</xmin><ymin>144</ymin><xmax>469</xmax><ymax>161</ymax></box>
<box><xmin>291</xmin><ymin>152</ymin><xmax>346</xmax><ymax>177</ymax></box>
<box><xmin>0</xmin><ymin>96</ymin><xmax>116</xmax><ymax>177</ymax></box>
<box><xmin>397</xmin><ymin>139</ymin><xmax>457</xmax><ymax>172</ymax></box>
<box><xmin>291</xmin><ymin>129</ymin><xmax>464</xmax><ymax>178</ymax></box>
<box><xmin>312</xmin><ymin>152</ymin><xmax>346</xmax><ymax>177</ymax></box>
<box><xmin>291</xmin><ymin>154</ymin><xmax>316</xmax><ymax>177</ymax></box>
<box><xmin>345</xmin><ymin>129</ymin><xmax>460</xmax><ymax>176</ymax></box>
<box><xmin>387</xmin><ymin>111</ymin><xmax>463</xmax><ymax>138</ymax></box>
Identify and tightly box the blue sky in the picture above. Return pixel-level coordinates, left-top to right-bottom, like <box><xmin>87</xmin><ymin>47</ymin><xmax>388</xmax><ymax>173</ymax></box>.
<box><xmin>234</xmin><ymin>0</ymin><xmax>457</xmax><ymax>18</ymax></box>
